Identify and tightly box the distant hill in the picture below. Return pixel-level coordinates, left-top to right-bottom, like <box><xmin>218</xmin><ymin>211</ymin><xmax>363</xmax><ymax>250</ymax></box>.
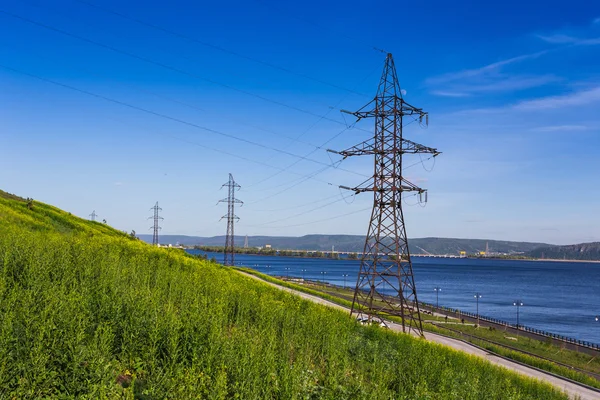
<box><xmin>526</xmin><ymin>242</ymin><xmax>600</xmax><ymax>261</ymax></box>
<box><xmin>139</xmin><ymin>234</ymin><xmax>550</xmax><ymax>255</ymax></box>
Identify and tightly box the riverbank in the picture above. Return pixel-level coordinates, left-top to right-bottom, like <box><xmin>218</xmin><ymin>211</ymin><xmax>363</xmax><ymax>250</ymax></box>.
<box><xmin>238</xmin><ymin>268</ymin><xmax>600</xmax><ymax>398</ymax></box>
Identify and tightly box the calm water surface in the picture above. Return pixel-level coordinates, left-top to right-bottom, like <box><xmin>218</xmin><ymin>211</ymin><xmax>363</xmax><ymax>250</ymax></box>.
<box><xmin>188</xmin><ymin>250</ymin><xmax>600</xmax><ymax>345</ymax></box>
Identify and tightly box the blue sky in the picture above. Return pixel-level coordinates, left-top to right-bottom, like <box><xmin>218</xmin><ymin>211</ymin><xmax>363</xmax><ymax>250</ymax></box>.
<box><xmin>1</xmin><ymin>0</ymin><xmax>599</xmax><ymax>244</ymax></box>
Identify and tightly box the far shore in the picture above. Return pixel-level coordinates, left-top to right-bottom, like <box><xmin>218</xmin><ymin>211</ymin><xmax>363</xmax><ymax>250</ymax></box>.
<box><xmin>528</xmin><ymin>258</ymin><xmax>600</xmax><ymax>264</ymax></box>
<box><xmin>188</xmin><ymin>248</ymin><xmax>600</xmax><ymax>264</ymax></box>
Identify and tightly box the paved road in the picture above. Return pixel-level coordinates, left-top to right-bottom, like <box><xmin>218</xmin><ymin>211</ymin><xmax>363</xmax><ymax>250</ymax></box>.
<box><xmin>240</xmin><ymin>271</ymin><xmax>600</xmax><ymax>400</ymax></box>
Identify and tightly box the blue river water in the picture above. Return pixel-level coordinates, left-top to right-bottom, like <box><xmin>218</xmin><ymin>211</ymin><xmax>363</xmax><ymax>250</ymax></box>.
<box><xmin>188</xmin><ymin>250</ymin><xmax>600</xmax><ymax>345</ymax></box>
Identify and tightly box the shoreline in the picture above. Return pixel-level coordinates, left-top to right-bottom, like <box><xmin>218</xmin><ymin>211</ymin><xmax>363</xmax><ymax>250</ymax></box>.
<box><xmin>190</xmin><ymin>249</ymin><xmax>600</xmax><ymax>264</ymax></box>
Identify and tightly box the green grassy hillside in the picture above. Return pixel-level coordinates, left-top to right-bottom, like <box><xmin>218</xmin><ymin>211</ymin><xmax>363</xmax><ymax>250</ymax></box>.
<box><xmin>0</xmin><ymin>193</ymin><xmax>567</xmax><ymax>399</ymax></box>
<box><xmin>0</xmin><ymin>190</ymin><xmax>129</xmax><ymax>238</ymax></box>
<box><xmin>527</xmin><ymin>242</ymin><xmax>600</xmax><ymax>261</ymax></box>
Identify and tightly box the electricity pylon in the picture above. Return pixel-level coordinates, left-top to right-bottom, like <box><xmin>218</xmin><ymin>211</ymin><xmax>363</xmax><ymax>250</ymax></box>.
<box><xmin>89</xmin><ymin>210</ymin><xmax>98</xmax><ymax>221</ymax></box>
<box><xmin>148</xmin><ymin>202</ymin><xmax>163</xmax><ymax>246</ymax></box>
<box><xmin>219</xmin><ymin>173</ymin><xmax>242</xmax><ymax>266</ymax></box>
<box><xmin>328</xmin><ymin>53</ymin><xmax>441</xmax><ymax>336</ymax></box>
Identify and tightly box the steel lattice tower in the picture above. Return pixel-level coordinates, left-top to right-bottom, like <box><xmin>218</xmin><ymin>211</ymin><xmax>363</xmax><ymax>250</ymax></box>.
<box><xmin>219</xmin><ymin>173</ymin><xmax>243</xmax><ymax>266</ymax></box>
<box><xmin>89</xmin><ymin>210</ymin><xmax>98</xmax><ymax>221</ymax></box>
<box><xmin>328</xmin><ymin>53</ymin><xmax>440</xmax><ymax>336</ymax></box>
<box><xmin>148</xmin><ymin>202</ymin><xmax>163</xmax><ymax>246</ymax></box>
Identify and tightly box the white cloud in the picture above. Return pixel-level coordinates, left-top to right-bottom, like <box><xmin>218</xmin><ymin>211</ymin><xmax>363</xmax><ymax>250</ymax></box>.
<box><xmin>579</xmin><ymin>38</ymin><xmax>600</xmax><ymax>45</ymax></box>
<box><xmin>536</xmin><ymin>34</ymin><xmax>600</xmax><ymax>46</ymax></box>
<box><xmin>536</xmin><ymin>34</ymin><xmax>579</xmax><ymax>44</ymax></box>
<box><xmin>449</xmin><ymin>86</ymin><xmax>600</xmax><ymax>115</ymax></box>
<box><xmin>430</xmin><ymin>90</ymin><xmax>471</xmax><ymax>97</ymax></box>
<box><xmin>427</xmin><ymin>51</ymin><xmax>555</xmax><ymax>97</ymax></box>
<box><xmin>531</xmin><ymin>125</ymin><xmax>590</xmax><ymax>132</ymax></box>
<box><xmin>426</xmin><ymin>50</ymin><xmax>549</xmax><ymax>85</ymax></box>
<box><xmin>114</xmin><ymin>182</ymin><xmax>124</xmax><ymax>186</ymax></box>
<box><xmin>514</xmin><ymin>86</ymin><xmax>600</xmax><ymax>111</ymax></box>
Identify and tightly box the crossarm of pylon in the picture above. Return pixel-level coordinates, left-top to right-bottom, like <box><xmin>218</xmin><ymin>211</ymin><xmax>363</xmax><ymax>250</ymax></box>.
<box><xmin>340</xmin><ymin>177</ymin><xmax>425</xmax><ymax>194</ymax></box>
<box><xmin>220</xmin><ymin>214</ymin><xmax>240</xmax><ymax>221</ymax></box>
<box><xmin>341</xmin><ymin>98</ymin><xmax>428</xmax><ymax>120</ymax></box>
<box><xmin>326</xmin><ymin>138</ymin><xmax>375</xmax><ymax>159</ymax></box>
<box><xmin>218</xmin><ymin>198</ymin><xmax>243</xmax><ymax>204</ymax></box>
<box><xmin>401</xmin><ymin>138</ymin><xmax>440</xmax><ymax>155</ymax></box>
<box><xmin>328</xmin><ymin>138</ymin><xmax>439</xmax><ymax>159</ymax></box>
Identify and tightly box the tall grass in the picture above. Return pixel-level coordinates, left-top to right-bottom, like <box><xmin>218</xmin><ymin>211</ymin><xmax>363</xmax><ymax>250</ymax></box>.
<box><xmin>0</xmin><ymin>195</ymin><xmax>569</xmax><ymax>398</ymax></box>
<box><xmin>0</xmin><ymin>228</ymin><xmax>568</xmax><ymax>399</ymax></box>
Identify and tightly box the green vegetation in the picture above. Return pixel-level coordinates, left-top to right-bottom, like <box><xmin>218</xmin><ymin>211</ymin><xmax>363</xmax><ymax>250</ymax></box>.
<box><xmin>0</xmin><ymin>193</ymin><xmax>570</xmax><ymax>398</ymax></box>
<box><xmin>526</xmin><ymin>242</ymin><xmax>600</xmax><ymax>261</ymax></box>
<box><xmin>440</xmin><ymin>324</ymin><xmax>600</xmax><ymax>376</ymax></box>
<box><xmin>151</xmin><ymin>233</ymin><xmax>550</xmax><ymax>255</ymax></box>
<box><xmin>240</xmin><ymin>268</ymin><xmax>600</xmax><ymax>390</ymax></box>
<box><xmin>197</xmin><ymin>245</ymin><xmax>341</xmax><ymax>259</ymax></box>
<box><xmin>0</xmin><ymin>190</ymin><xmax>129</xmax><ymax>239</ymax></box>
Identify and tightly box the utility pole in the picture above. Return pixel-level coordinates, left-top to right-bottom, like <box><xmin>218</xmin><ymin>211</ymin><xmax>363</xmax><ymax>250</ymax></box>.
<box><xmin>219</xmin><ymin>173</ymin><xmax>242</xmax><ymax>266</ymax></box>
<box><xmin>328</xmin><ymin>53</ymin><xmax>440</xmax><ymax>336</ymax></box>
<box><xmin>513</xmin><ymin>300</ymin><xmax>524</xmax><ymax>328</ymax></box>
<box><xmin>148</xmin><ymin>202</ymin><xmax>163</xmax><ymax>246</ymax></box>
<box><xmin>434</xmin><ymin>287</ymin><xmax>441</xmax><ymax>310</ymax></box>
<box><xmin>89</xmin><ymin>210</ymin><xmax>98</xmax><ymax>221</ymax></box>
<box><xmin>474</xmin><ymin>292</ymin><xmax>482</xmax><ymax>327</ymax></box>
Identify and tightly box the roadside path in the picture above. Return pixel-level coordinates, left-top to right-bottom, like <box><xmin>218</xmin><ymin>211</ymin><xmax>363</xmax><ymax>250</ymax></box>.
<box><xmin>240</xmin><ymin>271</ymin><xmax>600</xmax><ymax>400</ymax></box>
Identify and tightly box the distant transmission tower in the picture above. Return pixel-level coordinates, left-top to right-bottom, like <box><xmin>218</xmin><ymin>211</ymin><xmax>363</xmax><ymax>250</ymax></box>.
<box><xmin>219</xmin><ymin>174</ymin><xmax>243</xmax><ymax>266</ymax></box>
<box><xmin>89</xmin><ymin>210</ymin><xmax>98</xmax><ymax>221</ymax></box>
<box><xmin>244</xmin><ymin>235</ymin><xmax>249</xmax><ymax>248</ymax></box>
<box><xmin>148</xmin><ymin>201</ymin><xmax>163</xmax><ymax>246</ymax></box>
<box><xmin>328</xmin><ymin>53</ymin><xmax>441</xmax><ymax>336</ymax></box>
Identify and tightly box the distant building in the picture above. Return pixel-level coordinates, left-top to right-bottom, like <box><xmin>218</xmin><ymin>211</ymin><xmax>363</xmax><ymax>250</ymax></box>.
<box><xmin>265</xmin><ymin>244</ymin><xmax>272</xmax><ymax>249</ymax></box>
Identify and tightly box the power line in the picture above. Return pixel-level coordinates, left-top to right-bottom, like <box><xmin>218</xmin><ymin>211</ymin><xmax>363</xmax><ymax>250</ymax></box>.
<box><xmin>0</xmin><ymin>40</ymin><xmax>332</xmax><ymax>154</ymax></box>
<box><xmin>254</xmin><ymin>206</ymin><xmax>372</xmax><ymax>230</ymax></box>
<box><xmin>247</xmin><ymin>192</ymin><xmax>357</xmax><ymax>227</ymax></box>
<box><xmin>244</xmin><ymin>63</ymin><xmax>381</xmax><ymax>189</ymax></box>
<box><xmin>0</xmin><ymin>7</ymin><xmax>370</xmax><ymax>133</ymax></box>
<box><xmin>73</xmin><ymin>0</ymin><xmax>371</xmax><ymax>98</ymax></box>
<box><xmin>244</xmin><ymin>163</ymin><xmax>337</xmax><ymax>206</ymax></box>
<box><xmin>0</xmin><ymin>41</ymin><xmax>369</xmax><ymax>195</ymax></box>
<box><xmin>253</xmin><ymin>0</ymin><xmax>387</xmax><ymax>55</ymax></box>
<box><xmin>0</xmin><ymin>62</ymin><xmax>370</xmax><ymax>180</ymax></box>
<box><xmin>248</xmin><ymin>191</ymin><xmax>420</xmax><ymax>228</ymax></box>
<box><xmin>251</xmin><ymin>192</ymin><xmax>345</xmax><ymax>212</ymax></box>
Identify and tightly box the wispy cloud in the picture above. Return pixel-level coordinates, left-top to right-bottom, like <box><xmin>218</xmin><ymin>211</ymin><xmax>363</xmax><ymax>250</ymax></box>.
<box><xmin>426</xmin><ymin>50</ymin><xmax>548</xmax><ymax>85</ymax></box>
<box><xmin>537</xmin><ymin>34</ymin><xmax>600</xmax><ymax>45</ymax></box>
<box><xmin>514</xmin><ymin>86</ymin><xmax>600</xmax><ymax>110</ymax></box>
<box><xmin>114</xmin><ymin>182</ymin><xmax>124</xmax><ymax>186</ymax></box>
<box><xmin>430</xmin><ymin>90</ymin><xmax>471</xmax><ymax>97</ymax></box>
<box><xmin>531</xmin><ymin>125</ymin><xmax>590</xmax><ymax>132</ymax></box>
<box><xmin>426</xmin><ymin>51</ymin><xmax>555</xmax><ymax>97</ymax></box>
<box><xmin>536</xmin><ymin>18</ymin><xmax>600</xmax><ymax>46</ymax></box>
<box><xmin>466</xmin><ymin>75</ymin><xmax>559</xmax><ymax>93</ymax></box>
<box><xmin>451</xmin><ymin>86</ymin><xmax>600</xmax><ymax>115</ymax></box>
<box><xmin>536</xmin><ymin>34</ymin><xmax>579</xmax><ymax>44</ymax></box>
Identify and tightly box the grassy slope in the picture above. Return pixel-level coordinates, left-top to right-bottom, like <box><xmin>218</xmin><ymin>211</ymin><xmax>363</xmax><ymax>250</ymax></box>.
<box><xmin>0</xmin><ymin>194</ymin><xmax>568</xmax><ymax>399</ymax></box>
<box><xmin>0</xmin><ymin>190</ymin><xmax>129</xmax><ymax>238</ymax></box>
